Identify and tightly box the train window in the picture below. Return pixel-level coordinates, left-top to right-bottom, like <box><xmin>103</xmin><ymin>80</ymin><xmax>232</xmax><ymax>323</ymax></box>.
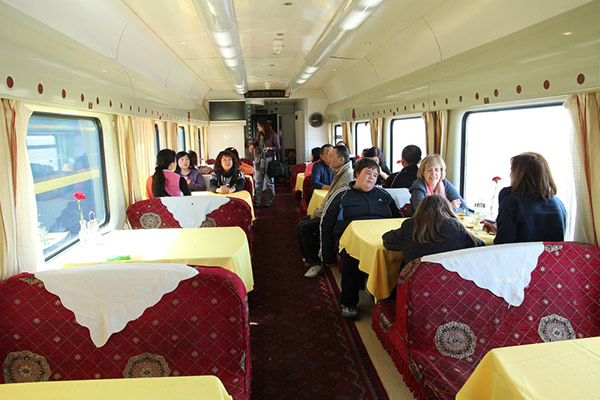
<box><xmin>390</xmin><ymin>117</ymin><xmax>426</xmax><ymax>172</ymax></box>
<box><xmin>355</xmin><ymin>121</ymin><xmax>371</xmax><ymax>156</ymax></box>
<box><xmin>462</xmin><ymin>104</ymin><xmax>576</xmax><ymax>239</ymax></box>
<box><xmin>334</xmin><ymin>124</ymin><xmax>342</xmax><ymax>144</ymax></box>
<box><xmin>26</xmin><ymin>113</ymin><xmax>108</xmax><ymax>258</ymax></box>
<box><xmin>154</xmin><ymin>124</ymin><xmax>160</xmax><ymax>155</ymax></box>
<box><xmin>197</xmin><ymin>128</ymin><xmax>202</xmax><ymax>159</ymax></box>
<box><xmin>177</xmin><ymin>126</ymin><xmax>186</xmax><ymax>151</ymax></box>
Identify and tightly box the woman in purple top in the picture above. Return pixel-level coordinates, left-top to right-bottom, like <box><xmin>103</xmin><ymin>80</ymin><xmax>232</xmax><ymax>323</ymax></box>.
<box><xmin>249</xmin><ymin>117</ymin><xmax>280</xmax><ymax>207</ymax></box>
<box><xmin>175</xmin><ymin>151</ymin><xmax>206</xmax><ymax>191</ymax></box>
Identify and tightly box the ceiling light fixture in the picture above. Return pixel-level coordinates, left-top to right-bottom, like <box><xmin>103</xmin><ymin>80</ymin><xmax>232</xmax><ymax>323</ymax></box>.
<box><xmin>192</xmin><ymin>0</ymin><xmax>248</xmax><ymax>94</ymax></box>
<box><xmin>287</xmin><ymin>0</ymin><xmax>383</xmax><ymax>92</ymax></box>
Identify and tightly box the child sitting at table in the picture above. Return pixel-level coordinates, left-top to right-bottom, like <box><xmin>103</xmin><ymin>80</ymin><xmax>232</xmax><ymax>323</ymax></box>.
<box><xmin>320</xmin><ymin>158</ymin><xmax>401</xmax><ymax>320</ymax></box>
<box><xmin>210</xmin><ymin>150</ymin><xmax>246</xmax><ymax>194</ymax></box>
<box><xmin>382</xmin><ymin>194</ymin><xmax>483</xmax><ymax>264</ymax></box>
<box><xmin>146</xmin><ymin>149</ymin><xmax>191</xmax><ymax>198</ymax></box>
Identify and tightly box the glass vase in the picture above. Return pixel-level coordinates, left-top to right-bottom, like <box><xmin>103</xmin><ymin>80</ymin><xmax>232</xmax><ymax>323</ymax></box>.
<box><xmin>79</xmin><ymin>220</ymin><xmax>89</xmax><ymax>245</ymax></box>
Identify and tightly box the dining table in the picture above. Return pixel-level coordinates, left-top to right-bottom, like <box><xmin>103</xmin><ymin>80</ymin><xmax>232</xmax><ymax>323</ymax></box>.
<box><xmin>457</xmin><ymin>336</ymin><xmax>600</xmax><ymax>399</ymax></box>
<box><xmin>338</xmin><ymin>218</ymin><xmax>495</xmax><ymax>301</ymax></box>
<box><xmin>306</xmin><ymin>189</ymin><xmax>328</xmax><ymax>215</ymax></box>
<box><xmin>295</xmin><ymin>172</ymin><xmax>305</xmax><ymax>194</ymax></box>
<box><xmin>61</xmin><ymin>227</ymin><xmax>254</xmax><ymax>292</ymax></box>
<box><xmin>0</xmin><ymin>375</ymin><xmax>233</xmax><ymax>400</ymax></box>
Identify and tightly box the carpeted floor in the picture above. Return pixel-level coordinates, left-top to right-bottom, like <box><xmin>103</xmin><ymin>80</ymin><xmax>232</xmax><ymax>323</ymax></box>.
<box><xmin>248</xmin><ymin>187</ymin><xmax>388</xmax><ymax>399</ymax></box>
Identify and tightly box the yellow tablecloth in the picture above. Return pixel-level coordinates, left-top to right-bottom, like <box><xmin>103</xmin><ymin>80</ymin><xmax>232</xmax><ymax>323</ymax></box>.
<box><xmin>457</xmin><ymin>337</ymin><xmax>600</xmax><ymax>399</ymax></box>
<box><xmin>339</xmin><ymin>218</ymin><xmax>495</xmax><ymax>301</ymax></box>
<box><xmin>307</xmin><ymin>189</ymin><xmax>328</xmax><ymax>215</ymax></box>
<box><xmin>295</xmin><ymin>172</ymin><xmax>305</xmax><ymax>193</ymax></box>
<box><xmin>62</xmin><ymin>227</ymin><xmax>253</xmax><ymax>292</ymax></box>
<box><xmin>339</xmin><ymin>219</ymin><xmax>406</xmax><ymax>301</ymax></box>
<box><xmin>192</xmin><ymin>190</ymin><xmax>255</xmax><ymax>220</ymax></box>
<box><xmin>0</xmin><ymin>375</ymin><xmax>233</xmax><ymax>400</ymax></box>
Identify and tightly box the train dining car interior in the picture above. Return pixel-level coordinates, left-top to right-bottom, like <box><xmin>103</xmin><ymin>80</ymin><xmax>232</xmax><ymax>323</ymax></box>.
<box><xmin>1</xmin><ymin>0</ymin><xmax>600</xmax><ymax>399</ymax></box>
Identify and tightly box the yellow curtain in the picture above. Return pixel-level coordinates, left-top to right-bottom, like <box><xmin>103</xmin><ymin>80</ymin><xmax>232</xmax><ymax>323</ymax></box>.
<box><xmin>423</xmin><ymin>110</ymin><xmax>448</xmax><ymax>158</ymax></box>
<box><xmin>131</xmin><ymin>117</ymin><xmax>157</xmax><ymax>199</ymax></box>
<box><xmin>342</xmin><ymin>122</ymin><xmax>353</xmax><ymax>154</ymax></box>
<box><xmin>186</xmin><ymin>125</ymin><xmax>199</xmax><ymax>155</ymax></box>
<box><xmin>0</xmin><ymin>99</ymin><xmax>43</xmax><ymax>279</ymax></box>
<box><xmin>200</xmin><ymin>126</ymin><xmax>209</xmax><ymax>162</ymax></box>
<box><xmin>369</xmin><ymin>118</ymin><xmax>384</xmax><ymax>149</ymax></box>
<box><xmin>164</xmin><ymin>121</ymin><xmax>178</xmax><ymax>150</ymax></box>
<box><xmin>116</xmin><ymin>115</ymin><xmax>143</xmax><ymax>210</ymax></box>
<box><xmin>564</xmin><ymin>93</ymin><xmax>600</xmax><ymax>245</ymax></box>
<box><xmin>327</xmin><ymin>123</ymin><xmax>335</xmax><ymax>145</ymax></box>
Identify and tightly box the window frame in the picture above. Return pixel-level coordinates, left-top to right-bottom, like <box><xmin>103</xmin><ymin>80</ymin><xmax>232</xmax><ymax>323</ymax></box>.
<box><xmin>354</xmin><ymin>120</ymin><xmax>371</xmax><ymax>156</ymax></box>
<box><xmin>28</xmin><ymin>112</ymin><xmax>110</xmax><ymax>261</ymax></box>
<box><xmin>389</xmin><ymin>115</ymin><xmax>426</xmax><ymax>173</ymax></box>
<box><xmin>460</xmin><ymin>102</ymin><xmax>564</xmax><ymax>195</ymax></box>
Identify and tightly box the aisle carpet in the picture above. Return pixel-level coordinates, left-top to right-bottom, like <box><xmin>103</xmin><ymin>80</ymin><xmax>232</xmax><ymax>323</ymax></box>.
<box><xmin>248</xmin><ymin>188</ymin><xmax>388</xmax><ymax>399</ymax></box>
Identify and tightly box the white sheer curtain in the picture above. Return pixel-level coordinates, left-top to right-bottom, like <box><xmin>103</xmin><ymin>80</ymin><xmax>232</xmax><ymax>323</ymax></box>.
<box><xmin>564</xmin><ymin>93</ymin><xmax>600</xmax><ymax>245</ymax></box>
<box><xmin>0</xmin><ymin>99</ymin><xmax>43</xmax><ymax>278</ymax></box>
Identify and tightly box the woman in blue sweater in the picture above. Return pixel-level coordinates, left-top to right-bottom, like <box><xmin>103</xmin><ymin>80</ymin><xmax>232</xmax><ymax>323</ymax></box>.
<box><xmin>408</xmin><ymin>154</ymin><xmax>468</xmax><ymax>216</ymax></box>
<box><xmin>483</xmin><ymin>152</ymin><xmax>566</xmax><ymax>243</ymax></box>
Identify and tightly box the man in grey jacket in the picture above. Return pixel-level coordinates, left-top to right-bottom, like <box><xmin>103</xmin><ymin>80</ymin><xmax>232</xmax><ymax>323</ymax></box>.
<box><xmin>298</xmin><ymin>145</ymin><xmax>354</xmax><ymax>278</ymax></box>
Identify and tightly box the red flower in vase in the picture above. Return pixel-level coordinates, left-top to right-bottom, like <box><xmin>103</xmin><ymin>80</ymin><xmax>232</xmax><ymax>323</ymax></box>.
<box><xmin>396</xmin><ymin>160</ymin><xmax>402</xmax><ymax>164</ymax></box>
<box><xmin>73</xmin><ymin>192</ymin><xmax>86</xmax><ymax>221</ymax></box>
<box><xmin>73</xmin><ymin>192</ymin><xmax>86</xmax><ymax>200</ymax></box>
<box><xmin>492</xmin><ymin>176</ymin><xmax>502</xmax><ymax>183</ymax></box>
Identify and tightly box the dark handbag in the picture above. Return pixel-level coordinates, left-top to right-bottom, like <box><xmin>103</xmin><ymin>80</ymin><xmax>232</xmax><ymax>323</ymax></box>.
<box><xmin>267</xmin><ymin>155</ymin><xmax>288</xmax><ymax>178</ymax></box>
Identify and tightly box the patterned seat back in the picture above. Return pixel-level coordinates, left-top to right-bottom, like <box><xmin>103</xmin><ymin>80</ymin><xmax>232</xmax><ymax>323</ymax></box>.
<box><xmin>395</xmin><ymin>242</ymin><xmax>600</xmax><ymax>400</ymax></box>
<box><xmin>0</xmin><ymin>267</ymin><xmax>251</xmax><ymax>400</ymax></box>
<box><xmin>243</xmin><ymin>177</ymin><xmax>253</xmax><ymax>198</ymax></box>
<box><xmin>126</xmin><ymin>197</ymin><xmax>253</xmax><ymax>251</ymax></box>
<box><xmin>299</xmin><ymin>174</ymin><xmax>313</xmax><ymax>215</ymax></box>
<box><xmin>197</xmin><ymin>166</ymin><xmax>213</xmax><ymax>174</ymax></box>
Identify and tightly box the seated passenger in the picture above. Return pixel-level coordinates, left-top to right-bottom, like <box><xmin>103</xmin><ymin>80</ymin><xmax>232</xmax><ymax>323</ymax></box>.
<box><xmin>226</xmin><ymin>146</ymin><xmax>254</xmax><ymax>176</ymax></box>
<box><xmin>383</xmin><ymin>145</ymin><xmax>422</xmax><ymax>189</ymax></box>
<box><xmin>298</xmin><ymin>145</ymin><xmax>354</xmax><ymax>278</ymax></box>
<box><xmin>175</xmin><ymin>151</ymin><xmax>206</xmax><ymax>191</ymax></box>
<box><xmin>483</xmin><ymin>152</ymin><xmax>566</xmax><ymax>243</ymax></box>
<box><xmin>383</xmin><ymin>194</ymin><xmax>483</xmax><ymax>264</ymax></box>
<box><xmin>146</xmin><ymin>149</ymin><xmax>191</xmax><ymax>198</ymax></box>
<box><xmin>364</xmin><ymin>146</ymin><xmax>391</xmax><ymax>183</ymax></box>
<box><xmin>408</xmin><ymin>154</ymin><xmax>467</xmax><ymax>216</ymax></box>
<box><xmin>304</xmin><ymin>147</ymin><xmax>322</xmax><ymax>177</ymax></box>
<box><xmin>320</xmin><ymin>158</ymin><xmax>400</xmax><ymax>320</ymax></box>
<box><xmin>210</xmin><ymin>150</ymin><xmax>245</xmax><ymax>194</ymax></box>
<box><xmin>311</xmin><ymin>144</ymin><xmax>334</xmax><ymax>190</ymax></box>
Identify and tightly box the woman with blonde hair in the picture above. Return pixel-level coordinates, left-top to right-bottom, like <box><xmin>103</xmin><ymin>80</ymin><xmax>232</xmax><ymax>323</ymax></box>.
<box><xmin>383</xmin><ymin>194</ymin><xmax>483</xmax><ymax>264</ymax></box>
<box><xmin>483</xmin><ymin>152</ymin><xmax>566</xmax><ymax>243</ymax></box>
<box><xmin>407</xmin><ymin>154</ymin><xmax>467</xmax><ymax>216</ymax></box>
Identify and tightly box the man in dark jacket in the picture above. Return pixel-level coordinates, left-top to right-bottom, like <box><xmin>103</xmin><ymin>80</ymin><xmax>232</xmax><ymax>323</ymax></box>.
<box><xmin>383</xmin><ymin>144</ymin><xmax>421</xmax><ymax>189</ymax></box>
<box><xmin>320</xmin><ymin>158</ymin><xmax>400</xmax><ymax>319</ymax></box>
<box><xmin>311</xmin><ymin>144</ymin><xmax>334</xmax><ymax>190</ymax></box>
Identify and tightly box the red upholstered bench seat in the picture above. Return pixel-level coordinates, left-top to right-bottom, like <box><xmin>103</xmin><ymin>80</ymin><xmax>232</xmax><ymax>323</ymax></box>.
<box><xmin>0</xmin><ymin>266</ymin><xmax>251</xmax><ymax>400</ymax></box>
<box><xmin>372</xmin><ymin>242</ymin><xmax>600</xmax><ymax>400</ymax></box>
